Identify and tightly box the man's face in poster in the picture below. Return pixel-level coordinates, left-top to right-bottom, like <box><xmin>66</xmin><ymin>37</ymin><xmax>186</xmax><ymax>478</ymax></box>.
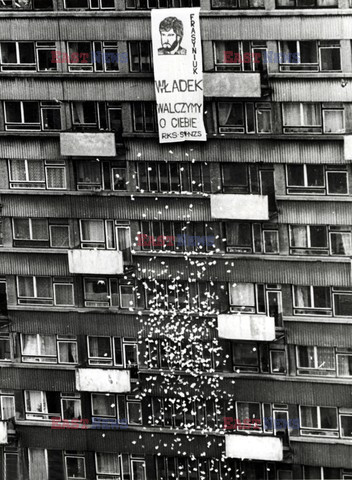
<box><xmin>158</xmin><ymin>17</ymin><xmax>186</xmax><ymax>55</ymax></box>
<box><xmin>160</xmin><ymin>28</ymin><xmax>178</xmax><ymax>52</ymax></box>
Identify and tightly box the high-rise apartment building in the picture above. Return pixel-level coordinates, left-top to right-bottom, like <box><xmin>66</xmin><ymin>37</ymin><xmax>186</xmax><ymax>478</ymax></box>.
<box><xmin>0</xmin><ymin>0</ymin><xmax>351</xmax><ymax>478</ymax></box>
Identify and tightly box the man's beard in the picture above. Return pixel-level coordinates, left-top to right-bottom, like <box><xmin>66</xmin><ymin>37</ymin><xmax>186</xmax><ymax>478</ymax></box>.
<box><xmin>162</xmin><ymin>39</ymin><xmax>179</xmax><ymax>52</ymax></box>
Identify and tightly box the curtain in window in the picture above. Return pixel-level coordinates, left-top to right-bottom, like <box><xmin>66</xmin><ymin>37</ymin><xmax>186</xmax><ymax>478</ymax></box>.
<box><xmin>58</xmin><ymin>342</ymin><xmax>78</xmax><ymax>364</ymax></box>
<box><xmin>62</xmin><ymin>399</ymin><xmax>81</xmax><ymax>420</ymax></box>
<box><xmin>9</xmin><ymin>159</ymin><xmax>26</xmax><ymax>181</ymax></box>
<box><xmin>31</xmin><ymin>219</ymin><xmax>48</xmax><ymax>240</ymax></box>
<box><xmin>290</xmin><ymin>226</ymin><xmax>308</xmax><ymax>248</ymax></box>
<box><xmin>54</xmin><ymin>284</ymin><xmax>73</xmax><ymax>306</ymax></box>
<box><xmin>318</xmin><ymin>0</ymin><xmax>338</xmax><ymax>5</ymax></box>
<box><xmin>1</xmin><ymin>396</ymin><xmax>15</xmax><ymax>419</ymax></box>
<box><xmin>18</xmin><ymin>277</ymin><xmax>34</xmax><ymax>298</ymax></box>
<box><xmin>283</xmin><ymin>103</ymin><xmax>301</xmax><ymax>126</ymax></box>
<box><xmin>280</xmin><ymin>41</ymin><xmax>296</xmax><ymax>63</ymax></box>
<box><xmin>81</xmin><ymin>220</ymin><xmax>104</xmax><ymax>242</ymax></box>
<box><xmin>215</xmin><ymin>41</ymin><xmax>239</xmax><ymax>64</ymax></box>
<box><xmin>50</xmin><ymin>226</ymin><xmax>69</xmax><ymax>248</ymax></box>
<box><xmin>302</xmin><ymin>104</ymin><xmax>320</xmax><ymax>126</ymax></box>
<box><xmin>337</xmin><ymin>355</ymin><xmax>352</xmax><ymax>377</ymax></box>
<box><xmin>26</xmin><ymin>391</ymin><xmax>47</xmax><ymax>414</ymax></box>
<box><xmin>27</xmin><ymin>160</ymin><xmax>45</xmax><ymax>182</ymax></box>
<box><xmin>294</xmin><ymin>286</ymin><xmax>311</xmax><ymax>308</ymax></box>
<box><xmin>132</xmin><ymin>461</ymin><xmax>146</xmax><ymax>480</ymax></box>
<box><xmin>40</xmin><ymin>336</ymin><xmax>56</xmax><ymax>356</ymax></box>
<box><xmin>46</xmin><ymin>167</ymin><xmax>65</xmax><ymax>189</ymax></box>
<box><xmin>226</xmin><ymin>223</ymin><xmax>251</xmax><ymax>247</ymax></box>
<box><xmin>13</xmin><ymin>219</ymin><xmax>30</xmax><ymax>239</ymax></box>
<box><xmin>22</xmin><ymin>334</ymin><xmax>39</xmax><ymax>355</ymax></box>
<box><xmin>35</xmin><ymin>277</ymin><xmax>52</xmax><ymax>298</ymax></box>
<box><xmin>96</xmin><ymin>453</ymin><xmax>120</xmax><ymax>474</ymax></box>
<box><xmin>330</xmin><ymin>231</ymin><xmax>351</xmax><ymax>256</ymax></box>
<box><xmin>72</xmin><ymin>102</ymin><xmax>87</xmax><ymax>123</ymax></box>
<box><xmin>29</xmin><ymin>449</ymin><xmax>48</xmax><ymax>480</ymax></box>
<box><xmin>300</xmin><ymin>406</ymin><xmax>317</xmax><ymax>428</ymax></box>
<box><xmin>324</xmin><ymin>110</ymin><xmax>344</xmax><ymax>133</ymax></box>
<box><xmin>117</xmin><ymin>227</ymin><xmax>131</xmax><ymax>263</ymax></box>
<box><xmin>218</xmin><ymin>103</ymin><xmax>243</xmax><ymax>127</ymax></box>
<box><xmin>229</xmin><ymin>283</ymin><xmax>255</xmax><ymax>306</ymax></box>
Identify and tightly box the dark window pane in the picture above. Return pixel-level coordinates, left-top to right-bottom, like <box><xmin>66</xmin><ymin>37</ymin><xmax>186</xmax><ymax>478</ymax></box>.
<box><xmin>287</xmin><ymin>165</ymin><xmax>304</xmax><ymax>186</ymax></box>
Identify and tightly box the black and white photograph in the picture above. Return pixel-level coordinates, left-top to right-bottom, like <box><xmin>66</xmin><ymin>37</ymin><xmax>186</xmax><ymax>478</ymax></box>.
<box><xmin>0</xmin><ymin>0</ymin><xmax>350</xmax><ymax>479</ymax></box>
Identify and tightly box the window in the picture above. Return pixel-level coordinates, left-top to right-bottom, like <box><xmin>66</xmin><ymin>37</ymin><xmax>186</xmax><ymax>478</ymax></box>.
<box><xmin>0</xmin><ymin>335</ymin><xmax>11</xmax><ymax>361</ymax></box>
<box><xmin>83</xmin><ymin>278</ymin><xmax>137</xmax><ymax>308</ymax></box>
<box><xmin>13</xmin><ymin>218</ymin><xmax>48</xmax><ymax>246</ymax></box>
<box><xmin>293</xmin><ymin>285</ymin><xmax>331</xmax><ymax>316</ymax></box>
<box><xmin>65</xmin><ymin>0</ymin><xmax>114</xmax><ymax>9</ymax></box>
<box><xmin>129</xmin><ymin>42</ymin><xmax>152</xmax><ymax>72</ymax></box>
<box><xmin>214</xmin><ymin>40</ymin><xmax>267</xmax><ymax>72</ymax></box>
<box><xmin>277</xmin><ymin>0</ymin><xmax>337</xmax><ymax>7</ymax></box>
<box><xmin>279</xmin><ymin>41</ymin><xmax>341</xmax><ymax>72</ymax></box>
<box><xmin>87</xmin><ymin>336</ymin><xmax>138</xmax><ymax>367</ymax></box>
<box><xmin>229</xmin><ymin>283</ymin><xmax>283</xmax><ymax>325</ymax></box>
<box><xmin>25</xmin><ymin>391</ymin><xmax>79</xmax><ymax>420</ymax></box>
<box><xmin>29</xmin><ymin>449</ymin><xmax>65</xmax><ymax>480</ymax></box>
<box><xmin>79</xmin><ymin>219</ymin><xmax>131</xmax><ymax>258</ymax></box>
<box><xmin>75</xmin><ymin>159</ymin><xmax>126</xmax><ymax>191</ymax></box>
<box><xmin>236</xmin><ymin>402</ymin><xmax>262</xmax><ymax>431</ymax></box>
<box><xmin>92</xmin><ymin>394</ymin><xmax>142</xmax><ymax>425</ymax></box>
<box><xmin>286</xmin><ymin>164</ymin><xmax>348</xmax><ymax>195</ymax></box>
<box><xmin>300</xmin><ymin>405</ymin><xmax>338</xmax><ymax>437</ymax></box>
<box><xmin>233</xmin><ymin>342</ymin><xmax>286</xmax><ymax>374</ymax></box>
<box><xmin>4</xmin><ymin>101</ymin><xmax>61</xmax><ymax>131</ymax></box>
<box><xmin>144</xmin><ymin>280</ymin><xmax>190</xmax><ymax>311</ymax></box>
<box><xmin>16</xmin><ymin>276</ymin><xmax>74</xmax><ymax>306</ymax></box>
<box><xmin>127</xmin><ymin>0</ymin><xmax>198</xmax><ymax>7</ymax></box>
<box><xmin>3</xmin><ymin>449</ymin><xmax>19</xmax><ymax>480</ymax></box>
<box><xmin>137</xmin><ymin>161</ymin><xmax>211</xmax><ymax>193</ymax></box>
<box><xmin>8</xmin><ymin>159</ymin><xmax>66</xmax><ymax>190</ymax></box>
<box><xmin>140</xmin><ymin>221</ymin><xmax>217</xmax><ymax>253</ymax></box>
<box><xmin>221</xmin><ymin>164</ymin><xmax>251</xmax><ymax>193</ymax></box>
<box><xmin>71</xmin><ymin>101</ymin><xmax>122</xmax><ymax>133</ymax></box>
<box><xmin>0</xmin><ymin>282</ymin><xmax>7</xmax><ymax>317</ymax></box>
<box><xmin>226</xmin><ymin>222</ymin><xmax>279</xmax><ymax>254</ymax></box>
<box><xmin>65</xmin><ymin>452</ymin><xmax>86</xmax><ymax>479</ymax></box>
<box><xmin>156</xmin><ymin>457</ymin><xmax>221</xmax><ymax>480</ymax></box>
<box><xmin>297</xmin><ymin>346</ymin><xmax>335</xmax><ymax>376</ymax></box>
<box><xmin>95</xmin><ymin>454</ymin><xmax>146</xmax><ymax>480</ymax></box>
<box><xmin>282</xmin><ymin>103</ymin><xmax>344</xmax><ymax>134</ymax></box>
<box><xmin>289</xmin><ymin>225</ymin><xmax>352</xmax><ymax>256</ymax></box>
<box><xmin>218</xmin><ymin>102</ymin><xmax>272</xmax><ymax>134</ymax></box>
<box><xmin>132</xmin><ymin>102</ymin><xmax>157</xmax><ymax>132</ymax></box>
<box><xmin>20</xmin><ymin>334</ymin><xmax>78</xmax><ymax>364</ymax></box>
<box><xmin>303</xmin><ymin>466</ymin><xmax>341</xmax><ymax>480</ymax></box>
<box><xmin>333</xmin><ymin>287</ymin><xmax>352</xmax><ymax>317</ymax></box>
<box><xmin>0</xmin><ymin>41</ymin><xmax>57</xmax><ymax>72</ymax></box>
<box><xmin>212</xmin><ymin>0</ymin><xmax>264</xmax><ymax>8</ymax></box>
<box><xmin>0</xmin><ymin>0</ymin><xmax>53</xmax><ymax>10</ymax></box>
<box><xmin>67</xmin><ymin>41</ymin><xmax>119</xmax><ymax>72</ymax></box>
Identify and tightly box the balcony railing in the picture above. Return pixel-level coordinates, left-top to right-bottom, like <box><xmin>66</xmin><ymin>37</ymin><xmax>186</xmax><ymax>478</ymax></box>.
<box><xmin>210</xmin><ymin>194</ymin><xmax>269</xmax><ymax>220</ymax></box>
<box><xmin>218</xmin><ymin>314</ymin><xmax>276</xmax><ymax>341</ymax></box>
<box><xmin>68</xmin><ymin>250</ymin><xmax>123</xmax><ymax>275</ymax></box>
<box><xmin>60</xmin><ymin>132</ymin><xmax>116</xmax><ymax>157</ymax></box>
<box><xmin>75</xmin><ymin>368</ymin><xmax>131</xmax><ymax>393</ymax></box>
<box><xmin>225</xmin><ymin>434</ymin><xmax>283</xmax><ymax>461</ymax></box>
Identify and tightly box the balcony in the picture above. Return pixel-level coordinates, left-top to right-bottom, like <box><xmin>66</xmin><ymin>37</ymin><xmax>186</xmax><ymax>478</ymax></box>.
<box><xmin>210</xmin><ymin>194</ymin><xmax>269</xmax><ymax>220</ymax></box>
<box><xmin>68</xmin><ymin>250</ymin><xmax>123</xmax><ymax>275</ymax></box>
<box><xmin>344</xmin><ymin>135</ymin><xmax>352</xmax><ymax>162</ymax></box>
<box><xmin>218</xmin><ymin>314</ymin><xmax>275</xmax><ymax>342</ymax></box>
<box><xmin>0</xmin><ymin>421</ymin><xmax>7</xmax><ymax>444</ymax></box>
<box><xmin>203</xmin><ymin>73</ymin><xmax>261</xmax><ymax>98</ymax></box>
<box><xmin>225</xmin><ymin>435</ymin><xmax>283</xmax><ymax>462</ymax></box>
<box><xmin>75</xmin><ymin>368</ymin><xmax>130</xmax><ymax>393</ymax></box>
<box><xmin>60</xmin><ymin>132</ymin><xmax>116</xmax><ymax>157</ymax></box>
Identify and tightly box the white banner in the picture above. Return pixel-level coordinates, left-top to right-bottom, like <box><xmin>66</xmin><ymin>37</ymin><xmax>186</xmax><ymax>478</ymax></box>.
<box><xmin>151</xmin><ymin>8</ymin><xmax>206</xmax><ymax>143</ymax></box>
